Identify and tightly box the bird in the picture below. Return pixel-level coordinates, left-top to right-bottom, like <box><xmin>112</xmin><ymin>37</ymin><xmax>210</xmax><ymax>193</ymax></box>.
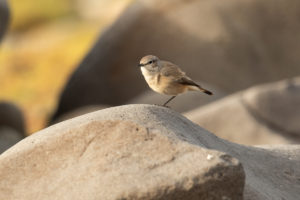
<box><xmin>138</xmin><ymin>55</ymin><xmax>213</xmax><ymax>106</ymax></box>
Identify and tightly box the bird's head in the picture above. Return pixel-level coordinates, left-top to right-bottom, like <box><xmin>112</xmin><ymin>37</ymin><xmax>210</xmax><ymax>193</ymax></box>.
<box><xmin>138</xmin><ymin>55</ymin><xmax>161</xmax><ymax>73</ymax></box>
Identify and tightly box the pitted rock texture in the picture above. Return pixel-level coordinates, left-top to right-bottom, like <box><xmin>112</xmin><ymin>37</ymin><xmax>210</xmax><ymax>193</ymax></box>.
<box><xmin>1</xmin><ymin>105</ymin><xmax>300</xmax><ymax>199</ymax></box>
<box><xmin>0</xmin><ymin>106</ymin><xmax>244</xmax><ymax>200</ymax></box>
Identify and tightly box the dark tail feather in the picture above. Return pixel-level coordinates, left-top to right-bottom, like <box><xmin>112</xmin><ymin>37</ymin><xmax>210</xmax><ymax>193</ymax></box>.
<box><xmin>200</xmin><ymin>88</ymin><xmax>213</xmax><ymax>95</ymax></box>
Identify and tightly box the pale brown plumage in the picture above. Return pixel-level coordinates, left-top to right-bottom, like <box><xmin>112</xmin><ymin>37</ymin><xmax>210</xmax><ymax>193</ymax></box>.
<box><xmin>139</xmin><ymin>55</ymin><xmax>212</xmax><ymax>106</ymax></box>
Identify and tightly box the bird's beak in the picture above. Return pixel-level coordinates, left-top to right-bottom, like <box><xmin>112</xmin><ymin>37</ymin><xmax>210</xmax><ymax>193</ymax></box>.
<box><xmin>138</xmin><ymin>63</ymin><xmax>143</xmax><ymax>67</ymax></box>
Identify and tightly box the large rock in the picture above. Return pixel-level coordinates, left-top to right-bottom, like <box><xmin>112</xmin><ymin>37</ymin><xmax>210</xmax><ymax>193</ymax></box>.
<box><xmin>0</xmin><ymin>106</ymin><xmax>244</xmax><ymax>200</ymax></box>
<box><xmin>0</xmin><ymin>0</ymin><xmax>9</xmax><ymax>42</ymax></box>
<box><xmin>51</xmin><ymin>0</ymin><xmax>300</xmax><ymax>121</ymax></box>
<box><xmin>184</xmin><ymin>77</ymin><xmax>300</xmax><ymax>145</ymax></box>
<box><xmin>1</xmin><ymin>105</ymin><xmax>300</xmax><ymax>199</ymax></box>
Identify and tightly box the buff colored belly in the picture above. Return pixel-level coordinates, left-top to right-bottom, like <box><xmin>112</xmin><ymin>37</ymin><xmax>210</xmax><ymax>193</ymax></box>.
<box><xmin>141</xmin><ymin>68</ymin><xmax>187</xmax><ymax>95</ymax></box>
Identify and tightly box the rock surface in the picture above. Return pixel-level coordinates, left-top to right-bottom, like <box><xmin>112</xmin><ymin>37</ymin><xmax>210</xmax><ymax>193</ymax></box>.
<box><xmin>184</xmin><ymin>77</ymin><xmax>300</xmax><ymax>145</ymax></box>
<box><xmin>51</xmin><ymin>105</ymin><xmax>109</xmax><ymax>124</ymax></box>
<box><xmin>1</xmin><ymin>105</ymin><xmax>300</xmax><ymax>200</ymax></box>
<box><xmin>0</xmin><ymin>105</ymin><xmax>244</xmax><ymax>200</ymax></box>
<box><xmin>0</xmin><ymin>0</ymin><xmax>9</xmax><ymax>42</ymax></box>
<box><xmin>52</xmin><ymin>0</ymin><xmax>300</xmax><ymax>121</ymax></box>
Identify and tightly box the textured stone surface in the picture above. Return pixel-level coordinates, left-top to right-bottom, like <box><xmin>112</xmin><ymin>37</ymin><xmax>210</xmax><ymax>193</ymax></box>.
<box><xmin>0</xmin><ymin>106</ymin><xmax>244</xmax><ymax>200</ymax></box>
<box><xmin>184</xmin><ymin>77</ymin><xmax>300</xmax><ymax>145</ymax></box>
<box><xmin>1</xmin><ymin>105</ymin><xmax>300</xmax><ymax>199</ymax></box>
<box><xmin>52</xmin><ymin>0</ymin><xmax>300</xmax><ymax>121</ymax></box>
<box><xmin>0</xmin><ymin>0</ymin><xmax>9</xmax><ymax>42</ymax></box>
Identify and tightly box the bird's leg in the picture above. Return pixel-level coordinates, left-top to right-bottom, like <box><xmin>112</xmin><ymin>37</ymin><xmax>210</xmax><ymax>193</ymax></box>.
<box><xmin>163</xmin><ymin>96</ymin><xmax>176</xmax><ymax>107</ymax></box>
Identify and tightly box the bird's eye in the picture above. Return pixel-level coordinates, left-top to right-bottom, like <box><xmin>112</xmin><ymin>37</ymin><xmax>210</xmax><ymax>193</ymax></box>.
<box><xmin>149</xmin><ymin>60</ymin><xmax>153</xmax><ymax>64</ymax></box>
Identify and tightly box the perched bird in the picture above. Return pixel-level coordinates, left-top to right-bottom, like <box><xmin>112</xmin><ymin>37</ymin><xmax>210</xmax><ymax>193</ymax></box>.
<box><xmin>138</xmin><ymin>55</ymin><xmax>213</xmax><ymax>106</ymax></box>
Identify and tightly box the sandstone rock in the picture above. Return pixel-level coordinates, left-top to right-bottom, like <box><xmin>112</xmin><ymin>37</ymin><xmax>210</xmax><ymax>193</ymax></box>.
<box><xmin>0</xmin><ymin>106</ymin><xmax>245</xmax><ymax>200</ymax></box>
<box><xmin>0</xmin><ymin>0</ymin><xmax>9</xmax><ymax>42</ymax></box>
<box><xmin>128</xmin><ymin>82</ymin><xmax>225</xmax><ymax>112</ymax></box>
<box><xmin>1</xmin><ymin>105</ymin><xmax>300</xmax><ymax>199</ymax></box>
<box><xmin>184</xmin><ymin>77</ymin><xmax>300</xmax><ymax>145</ymax></box>
<box><xmin>52</xmin><ymin>0</ymin><xmax>300</xmax><ymax>121</ymax></box>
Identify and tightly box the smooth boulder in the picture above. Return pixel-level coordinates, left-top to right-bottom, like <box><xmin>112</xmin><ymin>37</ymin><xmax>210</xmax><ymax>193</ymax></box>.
<box><xmin>184</xmin><ymin>77</ymin><xmax>300</xmax><ymax>145</ymax></box>
<box><xmin>0</xmin><ymin>105</ymin><xmax>245</xmax><ymax>200</ymax></box>
<box><xmin>243</xmin><ymin>77</ymin><xmax>300</xmax><ymax>138</ymax></box>
<box><xmin>1</xmin><ymin>105</ymin><xmax>300</xmax><ymax>199</ymax></box>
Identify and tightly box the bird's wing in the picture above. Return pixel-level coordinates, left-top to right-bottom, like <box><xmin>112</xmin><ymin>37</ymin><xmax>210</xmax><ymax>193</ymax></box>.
<box><xmin>160</xmin><ymin>61</ymin><xmax>185</xmax><ymax>79</ymax></box>
<box><xmin>160</xmin><ymin>61</ymin><xmax>199</xmax><ymax>86</ymax></box>
<box><xmin>177</xmin><ymin>77</ymin><xmax>200</xmax><ymax>87</ymax></box>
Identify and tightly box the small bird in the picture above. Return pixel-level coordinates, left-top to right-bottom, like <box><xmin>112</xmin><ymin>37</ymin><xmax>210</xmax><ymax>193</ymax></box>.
<box><xmin>138</xmin><ymin>55</ymin><xmax>213</xmax><ymax>106</ymax></box>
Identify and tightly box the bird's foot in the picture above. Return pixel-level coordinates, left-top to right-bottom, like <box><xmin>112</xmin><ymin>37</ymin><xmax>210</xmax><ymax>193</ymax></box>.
<box><xmin>162</xmin><ymin>104</ymin><xmax>171</xmax><ymax>108</ymax></box>
<box><xmin>152</xmin><ymin>104</ymin><xmax>170</xmax><ymax>108</ymax></box>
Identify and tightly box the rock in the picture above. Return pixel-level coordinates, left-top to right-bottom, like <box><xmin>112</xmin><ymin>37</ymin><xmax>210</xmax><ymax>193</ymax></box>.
<box><xmin>0</xmin><ymin>102</ymin><xmax>26</xmax><ymax>154</ymax></box>
<box><xmin>52</xmin><ymin>105</ymin><xmax>109</xmax><ymax>124</ymax></box>
<box><xmin>243</xmin><ymin>77</ymin><xmax>300</xmax><ymax>138</ymax></box>
<box><xmin>128</xmin><ymin>82</ymin><xmax>225</xmax><ymax>113</ymax></box>
<box><xmin>0</xmin><ymin>127</ymin><xmax>24</xmax><ymax>154</ymax></box>
<box><xmin>51</xmin><ymin>0</ymin><xmax>300</xmax><ymax>122</ymax></box>
<box><xmin>0</xmin><ymin>0</ymin><xmax>9</xmax><ymax>42</ymax></box>
<box><xmin>184</xmin><ymin>77</ymin><xmax>300</xmax><ymax>145</ymax></box>
<box><xmin>1</xmin><ymin>105</ymin><xmax>300</xmax><ymax>199</ymax></box>
<box><xmin>0</xmin><ymin>105</ymin><xmax>245</xmax><ymax>200</ymax></box>
<box><xmin>0</xmin><ymin>102</ymin><xmax>26</xmax><ymax>134</ymax></box>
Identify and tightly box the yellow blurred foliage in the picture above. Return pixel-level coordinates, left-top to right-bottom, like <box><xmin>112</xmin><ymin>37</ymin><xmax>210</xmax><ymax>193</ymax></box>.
<box><xmin>9</xmin><ymin>0</ymin><xmax>73</xmax><ymax>31</ymax></box>
<box><xmin>0</xmin><ymin>0</ymin><xmax>133</xmax><ymax>134</ymax></box>
<box><xmin>0</xmin><ymin>20</ymin><xmax>99</xmax><ymax>133</ymax></box>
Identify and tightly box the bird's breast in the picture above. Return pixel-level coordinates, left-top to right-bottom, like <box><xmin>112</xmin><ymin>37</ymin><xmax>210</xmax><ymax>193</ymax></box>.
<box><xmin>141</xmin><ymin>68</ymin><xmax>165</xmax><ymax>94</ymax></box>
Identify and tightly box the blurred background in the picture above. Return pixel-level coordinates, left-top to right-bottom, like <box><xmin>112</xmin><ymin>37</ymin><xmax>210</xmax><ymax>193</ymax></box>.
<box><xmin>1</xmin><ymin>0</ymin><xmax>300</xmax><ymax>153</ymax></box>
<box><xmin>0</xmin><ymin>0</ymin><xmax>133</xmax><ymax>133</ymax></box>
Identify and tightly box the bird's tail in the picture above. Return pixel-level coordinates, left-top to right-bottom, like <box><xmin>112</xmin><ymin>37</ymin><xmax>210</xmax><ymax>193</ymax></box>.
<box><xmin>188</xmin><ymin>86</ymin><xmax>213</xmax><ymax>95</ymax></box>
